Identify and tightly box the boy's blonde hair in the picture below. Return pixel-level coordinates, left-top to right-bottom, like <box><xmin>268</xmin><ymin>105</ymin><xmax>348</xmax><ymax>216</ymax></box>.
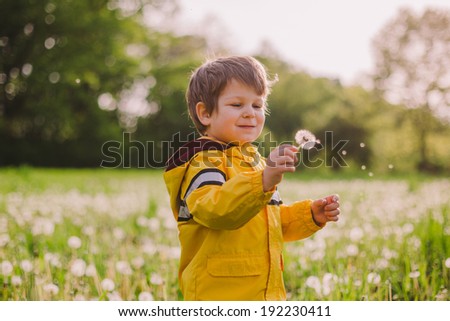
<box><xmin>186</xmin><ymin>56</ymin><xmax>275</xmax><ymax>134</ymax></box>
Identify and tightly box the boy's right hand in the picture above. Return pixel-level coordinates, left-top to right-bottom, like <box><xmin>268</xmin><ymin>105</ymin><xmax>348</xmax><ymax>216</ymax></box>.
<box><xmin>263</xmin><ymin>144</ymin><xmax>298</xmax><ymax>192</ymax></box>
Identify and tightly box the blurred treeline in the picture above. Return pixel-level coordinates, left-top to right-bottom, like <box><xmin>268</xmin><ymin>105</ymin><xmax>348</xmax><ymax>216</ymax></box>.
<box><xmin>1</xmin><ymin>0</ymin><xmax>449</xmax><ymax>174</ymax></box>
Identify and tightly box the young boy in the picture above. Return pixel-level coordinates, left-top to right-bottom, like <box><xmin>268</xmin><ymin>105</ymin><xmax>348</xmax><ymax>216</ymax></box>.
<box><xmin>164</xmin><ymin>56</ymin><xmax>340</xmax><ymax>300</ymax></box>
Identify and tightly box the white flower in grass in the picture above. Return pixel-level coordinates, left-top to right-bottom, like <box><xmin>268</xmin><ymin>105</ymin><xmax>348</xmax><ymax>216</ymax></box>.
<box><xmin>85</xmin><ymin>264</ymin><xmax>97</xmax><ymax>277</ymax></box>
<box><xmin>150</xmin><ymin>273</ymin><xmax>164</xmax><ymax>285</ymax></box>
<box><xmin>0</xmin><ymin>234</ymin><xmax>10</xmax><ymax>247</ymax></box>
<box><xmin>138</xmin><ymin>291</ymin><xmax>154</xmax><ymax>301</ymax></box>
<box><xmin>43</xmin><ymin>283</ymin><xmax>59</xmax><ymax>295</ymax></box>
<box><xmin>12</xmin><ymin>275</ymin><xmax>22</xmax><ymax>286</ymax></box>
<box><xmin>305</xmin><ymin>276</ymin><xmax>321</xmax><ymax>296</ymax></box>
<box><xmin>131</xmin><ymin>257</ymin><xmax>145</xmax><ymax>269</ymax></box>
<box><xmin>349</xmin><ymin>227</ymin><xmax>364</xmax><ymax>242</ymax></box>
<box><xmin>1</xmin><ymin>260</ymin><xmax>13</xmax><ymax>276</ymax></box>
<box><xmin>367</xmin><ymin>272</ymin><xmax>381</xmax><ymax>285</ymax></box>
<box><xmin>346</xmin><ymin>244</ymin><xmax>359</xmax><ymax>257</ymax></box>
<box><xmin>107</xmin><ymin>291</ymin><xmax>122</xmax><ymax>301</ymax></box>
<box><xmin>101</xmin><ymin>278</ymin><xmax>115</xmax><ymax>292</ymax></box>
<box><xmin>445</xmin><ymin>258</ymin><xmax>450</xmax><ymax>268</ymax></box>
<box><xmin>20</xmin><ymin>260</ymin><xmax>33</xmax><ymax>273</ymax></box>
<box><xmin>116</xmin><ymin>261</ymin><xmax>132</xmax><ymax>275</ymax></box>
<box><xmin>68</xmin><ymin>236</ymin><xmax>82</xmax><ymax>249</ymax></box>
<box><xmin>113</xmin><ymin>228</ymin><xmax>125</xmax><ymax>241</ymax></box>
<box><xmin>295</xmin><ymin>129</ymin><xmax>320</xmax><ymax>150</ymax></box>
<box><xmin>74</xmin><ymin>294</ymin><xmax>86</xmax><ymax>301</ymax></box>
<box><xmin>70</xmin><ymin>259</ymin><xmax>87</xmax><ymax>277</ymax></box>
<box><xmin>409</xmin><ymin>271</ymin><xmax>420</xmax><ymax>279</ymax></box>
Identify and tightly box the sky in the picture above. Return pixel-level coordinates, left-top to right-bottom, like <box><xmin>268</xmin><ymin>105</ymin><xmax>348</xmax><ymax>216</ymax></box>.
<box><xmin>175</xmin><ymin>0</ymin><xmax>449</xmax><ymax>85</ymax></box>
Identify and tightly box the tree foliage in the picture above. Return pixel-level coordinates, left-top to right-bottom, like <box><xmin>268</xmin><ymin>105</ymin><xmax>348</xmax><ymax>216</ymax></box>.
<box><xmin>372</xmin><ymin>7</ymin><xmax>450</xmax><ymax>171</ymax></box>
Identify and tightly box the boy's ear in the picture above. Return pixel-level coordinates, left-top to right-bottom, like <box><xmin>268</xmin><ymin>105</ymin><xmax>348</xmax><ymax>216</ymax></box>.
<box><xmin>196</xmin><ymin>102</ymin><xmax>211</xmax><ymax>126</ymax></box>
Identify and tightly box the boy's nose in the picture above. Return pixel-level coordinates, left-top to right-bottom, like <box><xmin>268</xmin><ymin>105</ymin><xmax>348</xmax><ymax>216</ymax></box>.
<box><xmin>242</xmin><ymin>105</ymin><xmax>255</xmax><ymax>118</ymax></box>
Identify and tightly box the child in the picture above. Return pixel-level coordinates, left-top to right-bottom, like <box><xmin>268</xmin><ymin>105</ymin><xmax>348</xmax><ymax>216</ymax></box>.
<box><xmin>164</xmin><ymin>56</ymin><xmax>340</xmax><ymax>300</ymax></box>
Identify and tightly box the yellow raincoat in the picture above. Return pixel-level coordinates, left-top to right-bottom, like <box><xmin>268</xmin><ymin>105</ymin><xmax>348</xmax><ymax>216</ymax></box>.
<box><xmin>164</xmin><ymin>137</ymin><xmax>323</xmax><ymax>300</ymax></box>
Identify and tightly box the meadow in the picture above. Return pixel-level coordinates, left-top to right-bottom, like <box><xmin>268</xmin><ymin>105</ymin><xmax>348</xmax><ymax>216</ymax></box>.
<box><xmin>0</xmin><ymin>167</ymin><xmax>448</xmax><ymax>301</ymax></box>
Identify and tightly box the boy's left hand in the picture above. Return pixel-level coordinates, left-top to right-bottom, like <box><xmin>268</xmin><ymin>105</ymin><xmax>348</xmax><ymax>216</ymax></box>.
<box><xmin>311</xmin><ymin>194</ymin><xmax>340</xmax><ymax>225</ymax></box>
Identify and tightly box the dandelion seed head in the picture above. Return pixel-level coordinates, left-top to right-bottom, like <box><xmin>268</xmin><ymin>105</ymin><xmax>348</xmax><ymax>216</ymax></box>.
<box><xmin>150</xmin><ymin>273</ymin><xmax>164</xmax><ymax>285</ymax></box>
<box><xmin>349</xmin><ymin>227</ymin><xmax>364</xmax><ymax>242</ymax></box>
<box><xmin>107</xmin><ymin>291</ymin><xmax>122</xmax><ymax>301</ymax></box>
<box><xmin>367</xmin><ymin>272</ymin><xmax>381</xmax><ymax>285</ymax></box>
<box><xmin>360</xmin><ymin>143</ymin><xmax>365</xmax><ymax>148</ymax></box>
<box><xmin>11</xmin><ymin>275</ymin><xmax>22</xmax><ymax>286</ymax></box>
<box><xmin>101</xmin><ymin>278</ymin><xmax>115</xmax><ymax>292</ymax></box>
<box><xmin>70</xmin><ymin>258</ymin><xmax>87</xmax><ymax>277</ymax></box>
<box><xmin>138</xmin><ymin>291</ymin><xmax>154</xmax><ymax>301</ymax></box>
<box><xmin>0</xmin><ymin>234</ymin><xmax>10</xmax><ymax>247</ymax></box>
<box><xmin>445</xmin><ymin>258</ymin><xmax>450</xmax><ymax>268</ymax></box>
<box><xmin>361</xmin><ymin>165</ymin><xmax>366</xmax><ymax>170</ymax></box>
<box><xmin>68</xmin><ymin>236</ymin><xmax>82</xmax><ymax>249</ymax></box>
<box><xmin>295</xmin><ymin>129</ymin><xmax>318</xmax><ymax>150</ymax></box>
<box><xmin>85</xmin><ymin>264</ymin><xmax>97</xmax><ymax>277</ymax></box>
<box><xmin>74</xmin><ymin>294</ymin><xmax>86</xmax><ymax>301</ymax></box>
<box><xmin>116</xmin><ymin>260</ymin><xmax>132</xmax><ymax>275</ymax></box>
<box><xmin>20</xmin><ymin>260</ymin><xmax>33</xmax><ymax>273</ymax></box>
<box><xmin>409</xmin><ymin>271</ymin><xmax>420</xmax><ymax>279</ymax></box>
<box><xmin>113</xmin><ymin>227</ymin><xmax>125</xmax><ymax>240</ymax></box>
<box><xmin>346</xmin><ymin>244</ymin><xmax>359</xmax><ymax>257</ymax></box>
<box><xmin>388</xmin><ymin>164</ymin><xmax>394</xmax><ymax>170</ymax></box>
<box><xmin>131</xmin><ymin>256</ymin><xmax>145</xmax><ymax>269</ymax></box>
<box><xmin>43</xmin><ymin>283</ymin><xmax>59</xmax><ymax>295</ymax></box>
<box><xmin>1</xmin><ymin>260</ymin><xmax>13</xmax><ymax>276</ymax></box>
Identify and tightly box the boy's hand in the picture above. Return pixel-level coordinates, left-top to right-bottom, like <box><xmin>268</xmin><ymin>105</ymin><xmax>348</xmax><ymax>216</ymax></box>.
<box><xmin>263</xmin><ymin>144</ymin><xmax>298</xmax><ymax>192</ymax></box>
<box><xmin>311</xmin><ymin>194</ymin><xmax>340</xmax><ymax>225</ymax></box>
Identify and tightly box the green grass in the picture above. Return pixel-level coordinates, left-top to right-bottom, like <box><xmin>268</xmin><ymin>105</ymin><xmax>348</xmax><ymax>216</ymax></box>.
<box><xmin>0</xmin><ymin>167</ymin><xmax>448</xmax><ymax>300</ymax></box>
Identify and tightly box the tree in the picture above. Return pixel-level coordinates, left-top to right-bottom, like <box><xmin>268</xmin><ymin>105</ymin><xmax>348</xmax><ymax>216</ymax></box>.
<box><xmin>0</xmin><ymin>0</ymin><xmax>177</xmax><ymax>166</ymax></box>
<box><xmin>371</xmin><ymin>7</ymin><xmax>450</xmax><ymax>171</ymax></box>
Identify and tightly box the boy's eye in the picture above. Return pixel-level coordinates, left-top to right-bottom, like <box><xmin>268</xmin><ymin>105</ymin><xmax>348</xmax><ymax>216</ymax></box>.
<box><xmin>253</xmin><ymin>104</ymin><xmax>263</xmax><ymax>109</ymax></box>
<box><xmin>230</xmin><ymin>103</ymin><xmax>241</xmax><ymax>107</ymax></box>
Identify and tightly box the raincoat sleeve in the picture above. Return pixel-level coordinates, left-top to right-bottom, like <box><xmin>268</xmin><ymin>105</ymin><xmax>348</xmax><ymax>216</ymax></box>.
<box><xmin>280</xmin><ymin>200</ymin><xmax>324</xmax><ymax>242</ymax></box>
<box><xmin>183</xmin><ymin>152</ymin><xmax>274</xmax><ymax>230</ymax></box>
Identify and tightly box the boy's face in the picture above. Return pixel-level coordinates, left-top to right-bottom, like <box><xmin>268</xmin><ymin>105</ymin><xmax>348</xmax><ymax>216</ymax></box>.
<box><xmin>203</xmin><ymin>79</ymin><xmax>266</xmax><ymax>144</ymax></box>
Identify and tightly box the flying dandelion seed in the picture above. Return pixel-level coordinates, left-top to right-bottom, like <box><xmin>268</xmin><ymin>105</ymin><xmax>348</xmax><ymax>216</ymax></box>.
<box><xmin>101</xmin><ymin>278</ymin><xmax>115</xmax><ymax>292</ymax></box>
<box><xmin>361</xmin><ymin>165</ymin><xmax>366</xmax><ymax>170</ymax></box>
<box><xmin>360</xmin><ymin>143</ymin><xmax>365</xmax><ymax>148</ymax></box>
<box><xmin>368</xmin><ymin>172</ymin><xmax>374</xmax><ymax>177</ymax></box>
<box><xmin>388</xmin><ymin>164</ymin><xmax>394</xmax><ymax>170</ymax></box>
<box><xmin>294</xmin><ymin>129</ymin><xmax>320</xmax><ymax>150</ymax></box>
